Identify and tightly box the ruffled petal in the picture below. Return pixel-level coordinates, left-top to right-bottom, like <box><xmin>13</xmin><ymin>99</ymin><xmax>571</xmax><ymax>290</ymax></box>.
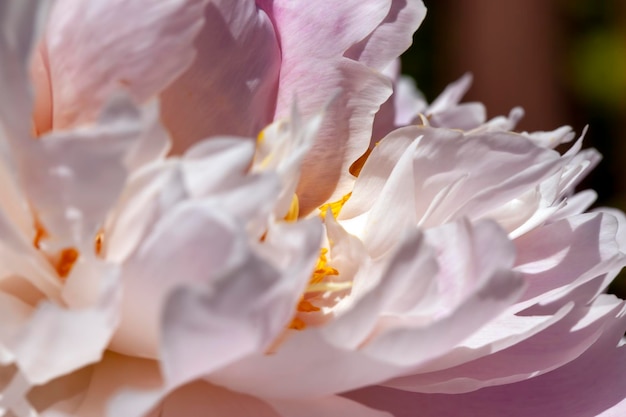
<box><xmin>29</xmin><ymin>352</ymin><xmax>161</xmax><ymax>417</ymax></box>
<box><xmin>160</xmin><ymin>0</ymin><xmax>281</xmax><ymax>154</ymax></box>
<box><xmin>160</xmin><ymin>218</ymin><xmax>321</xmax><ymax>387</ymax></box>
<box><xmin>345</xmin><ymin>0</ymin><xmax>426</xmax><ymax>71</ymax></box>
<box><xmin>266</xmin><ymin>0</ymin><xmax>395</xmax><ymax>211</ymax></box>
<box><xmin>0</xmin><ymin>0</ymin><xmax>50</xmax><ymax>142</ymax></box>
<box><xmin>10</xmin><ymin>261</ymin><xmax>120</xmax><ymax>384</ymax></box>
<box><xmin>41</xmin><ymin>0</ymin><xmax>206</xmax><ymax>130</ymax></box>
<box><xmin>14</xmin><ymin>96</ymin><xmax>161</xmax><ymax>250</ymax></box>
<box><xmin>346</xmin><ymin>306</ymin><xmax>626</xmax><ymax>417</ymax></box>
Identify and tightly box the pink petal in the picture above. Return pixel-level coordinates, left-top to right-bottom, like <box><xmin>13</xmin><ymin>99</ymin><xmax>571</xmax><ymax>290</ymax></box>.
<box><xmin>268</xmin><ymin>395</ymin><xmax>392</xmax><ymax>417</ymax></box>
<box><xmin>0</xmin><ymin>0</ymin><xmax>50</xmax><ymax>141</ymax></box>
<box><xmin>346</xmin><ymin>306</ymin><xmax>626</xmax><ymax>417</ymax></box>
<box><xmin>29</xmin><ymin>352</ymin><xmax>161</xmax><ymax>417</ymax></box>
<box><xmin>114</xmin><ymin>381</ymin><xmax>383</xmax><ymax>417</ymax></box>
<box><xmin>321</xmin><ymin>228</ymin><xmax>438</xmax><ymax>349</ymax></box>
<box><xmin>266</xmin><ymin>0</ymin><xmax>395</xmax><ymax>211</ymax></box>
<box><xmin>385</xmin><ymin>294</ymin><xmax>624</xmax><ymax>393</ymax></box>
<box><xmin>514</xmin><ymin>212</ymin><xmax>624</xmax><ymax>303</ymax></box>
<box><xmin>156</xmin><ymin>381</ymin><xmax>280</xmax><ymax>417</ymax></box>
<box><xmin>209</xmin><ymin>221</ymin><xmax>523</xmax><ymax>399</ymax></box>
<box><xmin>160</xmin><ymin>219</ymin><xmax>321</xmax><ymax>387</ymax></box>
<box><xmin>15</xmin><ymin>96</ymin><xmax>159</xmax><ymax>250</ymax></box>
<box><xmin>110</xmin><ymin>202</ymin><xmax>250</xmax><ymax>357</ymax></box>
<box><xmin>293</xmin><ymin>59</ymin><xmax>391</xmax><ymax>212</ymax></box>
<box><xmin>360</xmin><ymin>221</ymin><xmax>525</xmax><ymax>367</ymax></box>
<box><xmin>340</xmin><ymin>125</ymin><xmax>422</xmax><ymax>219</ymax></box>
<box><xmin>160</xmin><ymin>0</ymin><xmax>281</xmax><ymax>154</ymax></box>
<box><xmin>42</xmin><ymin>0</ymin><xmax>206</xmax><ymax>130</ymax></box>
<box><xmin>11</xmin><ymin>261</ymin><xmax>120</xmax><ymax>384</ymax></box>
<box><xmin>345</xmin><ymin>0</ymin><xmax>427</xmax><ymax>71</ymax></box>
<box><xmin>267</xmin><ymin>0</ymin><xmax>391</xmax><ymax>62</ymax></box>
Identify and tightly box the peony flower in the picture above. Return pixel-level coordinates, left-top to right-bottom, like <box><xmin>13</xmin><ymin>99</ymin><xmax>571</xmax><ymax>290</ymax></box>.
<box><xmin>0</xmin><ymin>1</ymin><xmax>625</xmax><ymax>417</ymax></box>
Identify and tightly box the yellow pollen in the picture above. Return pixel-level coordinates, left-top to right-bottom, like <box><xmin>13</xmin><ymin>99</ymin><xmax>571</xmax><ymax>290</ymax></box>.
<box><xmin>318</xmin><ymin>193</ymin><xmax>352</xmax><ymax>220</ymax></box>
<box><xmin>288</xmin><ymin>317</ymin><xmax>307</xmax><ymax>330</ymax></box>
<box><xmin>285</xmin><ymin>248</ymin><xmax>350</xmax><ymax>332</ymax></box>
<box><xmin>257</xmin><ymin>129</ymin><xmax>265</xmax><ymax>145</ymax></box>
<box><xmin>284</xmin><ymin>194</ymin><xmax>299</xmax><ymax>222</ymax></box>
<box><xmin>55</xmin><ymin>248</ymin><xmax>79</xmax><ymax>279</ymax></box>
<box><xmin>94</xmin><ymin>229</ymin><xmax>104</xmax><ymax>256</ymax></box>
<box><xmin>310</xmin><ymin>248</ymin><xmax>338</xmax><ymax>284</ymax></box>
<box><xmin>297</xmin><ymin>299</ymin><xmax>321</xmax><ymax>313</ymax></box>
<box><xmin>33</xmin><ymin>219</ymin><xmax>48</xmax><ymax>249</ymax></box>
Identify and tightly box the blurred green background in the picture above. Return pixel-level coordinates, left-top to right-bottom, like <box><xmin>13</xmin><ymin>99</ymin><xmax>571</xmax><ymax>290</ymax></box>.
<box><xmin>401</xmin><ymin>0</ymin><xmax>626</xmax><ymax>298</ymax></box>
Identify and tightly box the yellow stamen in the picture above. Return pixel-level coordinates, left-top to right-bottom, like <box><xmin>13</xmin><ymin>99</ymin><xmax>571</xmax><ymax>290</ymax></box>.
<box><xmin>318</xmin><ymin>193</ymin><xmax>352</xmax><ymax>220</ymax></box>
<box><xmin>288</xmin><ymin>317</ymin><xmax>306</xmax><ymax>331</ymax></box>
<box><xmin>284</xmin><ymin>194</ymin><xmax>300</xmax><ymax>222</ymax></box>
<box><xmin>310</xmin><ymin>248</ymin><xmax>338</xmax><ymax>284</ymax></box>
<box><xmin>297</xmin><ymin>300</ymin><xmax>321</xmax><ymax>313</ymax></box>
<box><xmin>286</xmin><ymin>248</ymin><xmax>349</xmax><ymax>331</ymax></box>
<box><xmin>55</xmin><ymin>248</ymin><xmax>79</xmax><ymax>279</ymax></box>
<box><xmin>257</xmin><ymin>129</ymin><xmax>265</xmax><ymax>145</ymax></box>
<box><xmin>305</xmin><ymin>281</ymin><xmax>353</xmax><ymax>293</ymax></box>
<box><xmin>94</xmin><ymin>229</ymin><xmax>104</xmax><ymax>256</ymax></box>
<box><xmin>33</xmin><ymin>219</ymin><xmax>48</xmax><ymax>249</ymax></box>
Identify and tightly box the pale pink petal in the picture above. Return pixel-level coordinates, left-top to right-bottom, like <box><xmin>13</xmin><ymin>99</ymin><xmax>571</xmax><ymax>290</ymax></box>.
<box><xmin>160</xmin><ymin>218</ymin><xmax>321</xmax><ymax>387</ymax></box>
<box><xmin>343</xmin><ymin>126</ymin><xmax>564</xmax><ymax>230</ymax></box>
<box><xmin>267</xmin><ymin>0</ymin><xmax>391</xmax><ymax>63</ymax></box>
<box><xmin>29</xmin><ymin>353</ymin><xmax>161</xmax><ymax>417</ymax></box>
<box><xmin>210</xmin><ymin>329</ymin><xmax>404</xmax><ymax>399</ymax></box>
<box><xmin>155</xmin><ymin>381</ymin><xmax>280</xmax><ymax>417</ymax></box>
<box><xmin>429</xmin><ymin>102</ymin><xmax>486</xmax><ymax>131</ymax></box>
<box><xmin>427</xmin><ymin>73</ymin><xmax>474</xmax><ymax>115</ymax></box>
<box><xmin>519</xmin><ymin>125</ymin><xmax>576</xmax><ymax>149</ymax></box>
<box><xmin>161</xmin><ymin>0</ymin><xmax>281</xmax><ymax>154</ymax></box>
<box><xmin>266</xmin><ymin>0</ymin><xmax>394</xmax><ymax>211</ymax></box>
<box><xmin>321</xmin><ymin>229</ymin><xmax>438</xmax><ymax>349</ymax></box>
<box><xmin>293</xmin><ymin>59</ymin><xmax>391</xmax><ymax>212</ymax></box>
<box><xmin>551</xmin><ymin>189</ymin><xmax>597</xmax><ymax>220</ymax></box>
<box><xmin>340</xmin><ymin>126</ymin><xmax>421</xmax><ymax>219</ymax></box>
<box><xmin>401</xmin><ymin>304</ymin><xmax>573</xmax><ymax>376</ymax></box>
<box><xmin>0</xmin><ymin>368</ymin><xmax>35</xmax><ymax>417</ymax></box>
<box><xmin>386</xmin><ymin>294</ymin><xmax>624</xmax><ymax>393</ymax></box>
<box><xmin>14</xmin><ymin>96</ymin><xmax>157</xmax><ymax>250</ymax></box>
<box><xmin>371</xmin><ymin>64</ymin><xmax>427</xmax><ymax>142</ymax></box>
<box><xmin>11</xmin><ymin>261</ymin><xmax>120</xmax><ymax>384</ymax></box>
<box><xmin>345</xmin><ymin>0</ymin><xmax>427</xmax><ymax>71</ymax></box>
<box><xmin>411</xmin><ymin>130</ymin><xmax>561</xmax><ymax>227</ymax></box>
<box><xmin>359</xmin><ymin>137</ymin><xmax>420</xmax><ymax>255</ymax></box>
<box><xmin>42</xmin><ymin>0</ymin><xmax>205</xmax><ymax>130</ymax></box>
<box><xmin>104</xmin><ymin>137</ymin><xmax>261</xmax><ymax>263</ymax></box>
<box><xmin>346</xmin><ymin>307</ymin><xmax>626</xmax><ymax>417</ymax></box>
<box><xmin>210</xmin><ymin>221</ymin><xmax>522</xmax><ymax>399</ymax></box>
<box><xmin>359</xmin><ymin>221</ymin><xmax>525</xmax><ymax>367</ymax></box>
<box><xmin>514</xmin><ymin>212</ymin><xmax>624</xmax><ymax>303</ymax></box>
<box><xmin>394</xmin><ymin>76</ymin><xmax>427</xmax><ymax>125</ymax></box>
<box><xmin>268</xmin><ymin>395</ymin><xmax>392</xmax><ymax>417</ymax></box>
<box><xmin>0</xmin><ymin>0</ymin><xmax>50</xmax><ymax>141</ymax></box>
<box><xmin>252</xmin><ymin>107</ymin><xmax>324</xmax><ymax>218</ymax></box>
<box><xmin>184</xmin><ymin>138</ymin><xmax>257</xmax><ymax>196</ymax></box>
<box><xmin>110</xmin><ymin>203</ymin><xmax>248</xmax><ymax>357</ymax></box>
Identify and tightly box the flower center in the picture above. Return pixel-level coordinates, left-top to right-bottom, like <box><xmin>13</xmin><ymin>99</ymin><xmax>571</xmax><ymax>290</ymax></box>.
<box><xmin>318</xmin><ymin>193</ymin><xmax>352</xmax><ymax>220</ymax></box>
<box><xmin>286</xmin><ymin>193</ymin><xmax>354</xmax><ymax>331</ymax></box>
<box><xmin>31</xmin><ymin>218</ymin><xmax>82</xmax><ymax>280</ymax></box>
